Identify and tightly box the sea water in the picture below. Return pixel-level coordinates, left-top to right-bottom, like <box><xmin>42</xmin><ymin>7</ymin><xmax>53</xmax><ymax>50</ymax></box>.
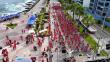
<box><xmin>0</xmin><ymin>0</ymin><xmax>33</xmax><ymax>16</ymax></box>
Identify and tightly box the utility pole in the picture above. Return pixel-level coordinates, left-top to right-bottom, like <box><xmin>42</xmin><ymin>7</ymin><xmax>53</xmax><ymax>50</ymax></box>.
<box><xmin>102</xmin><ymin>2</ymin><xmax>107</xmax><ymax>30</ymax></box>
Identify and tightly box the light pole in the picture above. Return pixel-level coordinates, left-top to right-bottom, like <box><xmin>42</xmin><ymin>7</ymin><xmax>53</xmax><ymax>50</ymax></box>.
<box><xmin>101</xmin><ymin>2</ymin><xmax>108</xmax><ymax>30</ymax></box>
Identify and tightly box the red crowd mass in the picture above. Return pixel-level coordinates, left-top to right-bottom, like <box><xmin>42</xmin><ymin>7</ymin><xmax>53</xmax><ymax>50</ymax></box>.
<box><xmin>0</xmin><ymin>2</ymin><xmax>92</xmax><ymax>62</ymax></box>
<box><xmin>49</xmin><ymin>2</ymin><xmax>90</xmax><ymax>52</ymax></box>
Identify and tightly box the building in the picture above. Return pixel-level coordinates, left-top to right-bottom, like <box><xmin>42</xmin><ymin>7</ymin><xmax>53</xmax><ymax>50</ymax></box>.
<box><xmin>89</xmin><ymin>0</ymin><xmax>110</xmax><ymax>27</ymax></box>
<box><xmin>74</xmin><ymin>0</ymin><xmax>110</xmax><ymax>27</ymax></box>
<box><xmin>73</xmin><ymin>0</ymin><xmax>90</xmax><ymax>7</ymax></box>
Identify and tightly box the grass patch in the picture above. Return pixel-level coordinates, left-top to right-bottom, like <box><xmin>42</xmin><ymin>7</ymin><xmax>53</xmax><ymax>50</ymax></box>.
<box><xmin>106</xmin><ymin>18</ymin><xmax>110</xmax><ymax>22</ymax></box>
<box><xmin>104</xmin><ymin>26</ymin><xmax>110</xmax><ymax>33</ymax></box>
<box><xmin>79</xmin><ymin>26</ymin><xmax>83</xmax><ymax>34</ymax></box>
<box><xmin>6</xmin><ymin>23</ymin><xmax>17</xmax><ymax>29</ymax></box>
<box><xmin>100</xmin><ymin>50</ymin><xmax>109</xmax><ymax>56</ymax></box>
<box><xmin>85</xmin><ymin>35</ymin><xmax>109</xmax><ymax>56</ymax></box>
<box><xmin>85</xmin><ymin>35</ymin><xmax>98</xmax><ymax>52</ymax></box>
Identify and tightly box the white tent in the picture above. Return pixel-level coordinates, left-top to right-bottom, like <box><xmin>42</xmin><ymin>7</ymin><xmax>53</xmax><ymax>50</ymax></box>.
<box><xmin>39</xmin><ymin>29</ymin><xmax>47</xmax><ymax>33</ymax></box>
<box><xmin>28</xmin><ymin>29</ymin><xmax>35</xmax><ymax>34</ymax></box>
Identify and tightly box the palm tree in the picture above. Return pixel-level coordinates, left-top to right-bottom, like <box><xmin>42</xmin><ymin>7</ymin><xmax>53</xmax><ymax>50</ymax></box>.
<box><xmin>82</xmin><ymin>14</ymin><xmax>95</xmax><ymax>27</ymax></box>
<box><xmin>76</xmin><ymin>4</ymin><xmax>84</xmax><ymax>21</ymax></box>
<box><xmin>69</xmin><ymin>2</ymin><xmax>84</xmax><ymax>20</ymax></box>
<box><xmin>71</xmin><ymin>3</ymin><xmax>77</xmax><ymax>20</ymax></box>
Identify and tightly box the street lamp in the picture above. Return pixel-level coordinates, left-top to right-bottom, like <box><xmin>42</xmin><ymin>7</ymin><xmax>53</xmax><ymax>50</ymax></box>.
<box><xmin>101</xmin><ymin>3</ymin><xmax>108</xmax><ymax>30</ymax></box>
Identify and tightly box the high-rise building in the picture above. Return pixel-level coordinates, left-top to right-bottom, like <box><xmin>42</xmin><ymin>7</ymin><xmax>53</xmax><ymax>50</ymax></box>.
<box><xmin>73</xmin><ymin>0</ymin><xmax>110</xmax><ymax>27</ymax></box>
<box><xmin>73</xmin><ymin>0</ymin><xmax>90</xmax><ymax>7</ymax></box>
<box><xmin>89</xmin><ymin>0</ymin><xmax>110</xmax><ymax>27</ymax></box>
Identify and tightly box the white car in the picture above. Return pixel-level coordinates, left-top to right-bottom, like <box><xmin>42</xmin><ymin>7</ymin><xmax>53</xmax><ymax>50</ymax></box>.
<box><xmin>88</xmin><ymin>26</ymin><xmax>97</xmax><ymax>33</ymax></box>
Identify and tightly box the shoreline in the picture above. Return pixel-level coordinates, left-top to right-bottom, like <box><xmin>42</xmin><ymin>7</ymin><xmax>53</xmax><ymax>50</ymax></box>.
<box><xmin>0</xmin><ymin>0</ymin><xmax>40</xmax><ymax>22</ymax></box>
<box><xmin>0</xmin><ymin>0</ymin><xmax>47</xmax><ymax>61</ymax></box>
<box><xmin>0</xmin><ymin>0</ymin><xmax>46</xmax><ymax>47</ymax></box>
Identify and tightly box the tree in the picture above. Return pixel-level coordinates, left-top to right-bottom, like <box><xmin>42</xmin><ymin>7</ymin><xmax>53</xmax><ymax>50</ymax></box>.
<box><xmin>82</xmin><ymin>14</ymin><xmax>95</xmax><ymax>27</ymax></box>
<box><xmin>71</xmin><ymin>3</ymin><xmax>83</xmax><ymax>20</ymax></box>
<box><xmin>76</xmin><ymin>4</ymin><xmax>84</xmax><ymax>20</ymax></box>
<box><xmin>71</xmin><ymin>3</ymin><xmax>77</xmax><ymax>20</ymax></box>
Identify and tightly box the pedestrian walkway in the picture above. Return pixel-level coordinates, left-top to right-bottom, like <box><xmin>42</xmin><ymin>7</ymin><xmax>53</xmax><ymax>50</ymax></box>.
<box><xmin>0</xmin><ymin>0</ymin><xmax>47</xmax><ymax>62</ymax></box>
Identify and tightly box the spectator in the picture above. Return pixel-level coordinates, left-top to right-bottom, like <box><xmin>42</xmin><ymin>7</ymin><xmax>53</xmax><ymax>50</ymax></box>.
<box><xmin>20</xmin><ymin>35</ymin><xmax>23</xmax><ymax>41</ymax></box>
<box><xmin>31</xmin><ymin>57</ymin><xmax>36</xmax><ymax>62</ymax></box>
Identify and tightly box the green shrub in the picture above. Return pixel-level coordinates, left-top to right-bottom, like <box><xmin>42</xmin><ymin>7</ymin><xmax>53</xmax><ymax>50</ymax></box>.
<box><xmin>85</xmin><ymin>35</ymin><xmax>98</xmax><ymax>52</ymax></box>
<box><xmin>6</xmin><ymin>23</ymin><xmax>17</xmax><ymax>29</ymax></box>
<box><xmin>100</xmin><ymin>50</ymin><xmax>109</xmax><ymax>56</ymax></box>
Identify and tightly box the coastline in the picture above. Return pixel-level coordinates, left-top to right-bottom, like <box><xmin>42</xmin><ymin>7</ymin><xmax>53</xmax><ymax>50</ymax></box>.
<box><xmin>0</xmin><ymin>0</ymin><xmax>40</xmax><ymax>22</ymax></box>
<box><xmin>0</xmin><ymin>0</ymin><xmax>47</xmax><ymax>61</ymax></box>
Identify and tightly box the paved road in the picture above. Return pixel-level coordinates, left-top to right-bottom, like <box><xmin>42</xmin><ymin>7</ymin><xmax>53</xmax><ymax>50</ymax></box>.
<box><xmin>93</xmin><ymin>25</ymin><xmax>110</xmax><ymax>39</ymax></box>
<box><xmin>91</xmin><ymin>25</ymin><xmax>110</xmax><ymax>49</ymax></box>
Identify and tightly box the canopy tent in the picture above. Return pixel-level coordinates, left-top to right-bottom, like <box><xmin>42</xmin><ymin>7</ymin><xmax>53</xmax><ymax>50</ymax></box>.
<box><xmin>28</xmin><ymin>29</ymin><xmax>35</xmax><ymax>34</ymax></box>
<box><xmin>39</xmin><ymin>29</ymin><xmax>48</xmax><ymax>33</ymax></box>
<box><xmin>27</xmin><ymin>15</ymin><xmax>36</xmax><ymax>25</ymax></box>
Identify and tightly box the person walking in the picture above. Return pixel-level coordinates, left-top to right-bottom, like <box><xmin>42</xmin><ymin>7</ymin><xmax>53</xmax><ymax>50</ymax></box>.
<box><xmin>25</xmin><ymin>35</ymin><xmax>29</xmax><ymax>45</ymax></box>
<box><xmin>13</xmin><ymin>40</ymin><xmax>16</xmax><ymax>50</ymax></box>
<box><xmin>22</xmin><ymin>29</ymin><xmax>24</xmax><ymax>34</ymax></box>
<box><xmin>31</xmin><ymin>57</ymin><xmax>36</xmax><ymax>62</ymax></box>
<box><xmin>6</xmin><ymin>27</ymin><xmax>9</xmax><ymax>31</ymax></box>
<box><xmin>6</xmin><ymin>35</ymin><xmax>9</xmax><ymax>40</ymax></box>
<box><xmin>2</xmin><ymin>49</ymin><xmax>9</xmax><ymax>62</ymax></box>
<box><xmin>20</xmin><ymin>35</ymin><xmax>23</xmax><ymax>41</ymax></box>
<box><xmin>8</xmin><ymin>40</ymin><xmax>12</xmax><ymax>47</ymax></box>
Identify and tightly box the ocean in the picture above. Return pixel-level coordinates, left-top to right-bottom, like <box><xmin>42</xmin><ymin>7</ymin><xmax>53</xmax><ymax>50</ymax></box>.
<box><xmin>0</xmin><ymin>0</ymin><xmax>33</xmax><ymax>16</ymax></box>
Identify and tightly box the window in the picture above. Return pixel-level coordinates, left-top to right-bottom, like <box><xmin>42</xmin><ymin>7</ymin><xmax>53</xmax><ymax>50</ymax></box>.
<box><xmin>90</xmin><ymin>3</ymin><xmax>93</xmax><ymax>6</ymax></box>
<box><xmin>98</xmin><ymin>2</ymin><xmax>104</xmax><ymax>6</ymax></box>
<box><xmin>89</xmin><ymin>7</ymin><xmax>92</xmax><ymax>10</ymax></box>
<box><xmin>96</xmin><ymin>11</ymin><xmax>101</xmax><ymax>15</ymax></box>
<box><xmin>105</xmin><ymin>3</ymin><xmax>109</xmax><ymax>6</ymax></box>
<box><xmin>102</xmin><ymin>13</ymin><xmax>106</xmax><ymax>16</ymax></box>
<box><xmin>106</xmin><ymin>0</ymin><xmax>110</xmax><ymax>1</ymax></box>
<box><xmin>97</xmin><ymin>7</ymin><xmax>103</xmax><ymax>11</ymax></box>
<box><xmin>91</xmin><ymin>0</ymin><xmax>94</xmax><ymax>2</ymax></box>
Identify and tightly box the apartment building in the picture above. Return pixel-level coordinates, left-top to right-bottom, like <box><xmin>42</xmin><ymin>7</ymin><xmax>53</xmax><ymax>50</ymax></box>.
<box><xmin>74</xmin><ymin>0</ymin><xmax>110</xmax><ymax>27</ymax></box>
